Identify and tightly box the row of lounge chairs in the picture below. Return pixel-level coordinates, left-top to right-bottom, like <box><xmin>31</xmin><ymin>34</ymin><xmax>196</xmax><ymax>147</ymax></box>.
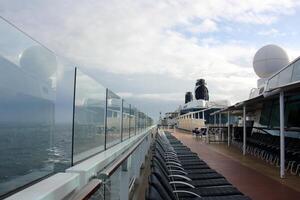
<box><xmin>145</xmin><ymin>130</ymin><xmax>251</xmax><ymax>200</ymax></box>
<box><xmin>233</xmin><ymin>131</ymin><xmax>300</xmax><ymax>175</ymax></box>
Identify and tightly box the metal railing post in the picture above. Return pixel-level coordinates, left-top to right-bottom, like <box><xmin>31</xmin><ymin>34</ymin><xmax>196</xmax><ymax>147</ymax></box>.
<box><xmin>280</xmin><ymin>91</ymin><xmax>285</xmax><ymax>178</ymax></box>
<box><xmin>71</xmin><ymin>67</ymin><xmax>77</xmax><ymax>166</ymax></box>
<box><xmin>219</xmin><ymin>113</ymin><xmax>222</xmax><ymax>141</ymax></box>
<box><xmin>104</xmin><ymin>88</ymin><xmax>108</xmax><ymax>150</ymax></box>
<box><xmin>129</xmin><ymin>104</ymin><xmax>131</xmax><ymax>138</ymax></box>
<box><xmin>243</xmin><ymin>105</ymin><xmax>246</xmax><ymax>155</ymax></box>
<box><xmin>228</xmin><ymin>111</ymin><xmax>230</xmax><ymax>147</ymax></box>
<box><xmin>121</xmin><ymin>99</ymin><xmax>124</xmax><ymax>141</ymax></box>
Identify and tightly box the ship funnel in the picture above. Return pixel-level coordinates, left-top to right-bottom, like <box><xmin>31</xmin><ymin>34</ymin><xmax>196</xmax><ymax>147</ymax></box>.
<box><xmin>195</xmin><ymin>79</ymin><xmax>209</xmax><ymax>100</ymax></box>
<box><xmin>185</xmin><ymin>92</ymin><xmax>193</xmax><ymax>104</ymax></box>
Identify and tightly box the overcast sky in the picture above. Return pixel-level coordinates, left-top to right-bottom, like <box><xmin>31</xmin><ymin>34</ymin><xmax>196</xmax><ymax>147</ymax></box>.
<box><xmin>1</xmin><ymin>0</ymin><xmax>300</xmax><ymax>119</ymax></box>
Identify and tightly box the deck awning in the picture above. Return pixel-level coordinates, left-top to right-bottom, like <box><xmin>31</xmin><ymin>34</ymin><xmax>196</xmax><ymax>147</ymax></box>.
<box><xmin>210</xmin><ymin>80</ymin><xmax>300</xmax><ymax>116</ymax></box>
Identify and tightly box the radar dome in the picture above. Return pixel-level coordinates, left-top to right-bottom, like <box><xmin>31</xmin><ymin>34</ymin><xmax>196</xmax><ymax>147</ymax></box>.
<box><xmin>20</xmin><ymin>46</ymin><xmax>57</xmax><ymax>80</ymax></box>
<box><xmin>253</xmin><ymin>44</ymin><xmax>289</xmax><ymax>78</ymax></box>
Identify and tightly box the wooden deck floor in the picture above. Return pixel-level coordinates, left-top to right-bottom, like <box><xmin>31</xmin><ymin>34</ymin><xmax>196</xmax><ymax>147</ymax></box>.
<box><xmin>169</xmin><ymin>128</ymin><xmax>300</xmax><ymax>200</ymax></box>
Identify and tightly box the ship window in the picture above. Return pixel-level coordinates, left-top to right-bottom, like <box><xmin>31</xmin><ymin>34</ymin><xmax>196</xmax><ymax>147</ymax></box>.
<box><xmin>292</xmin><ymin>60</ymin><xmax>300</xmax><ymax>82</ymax></box>
<box><xmin>278</xmin><ymin>65</ymin><xmax>293</xmax><ymax>86</ymax></box>
<box><xmin>269</xmin><ymin>100</ymin><xmax>280</xmax><ymax>128</ymax></box>
<box><xmin>286</xmin><ymin>95</ymin><xmax>300</xmax><ymax>128</ymax></box>
<box><xmin>286</xmin><ymin>101</ymin><xmax>300</xmax><ymax>127</ymax></box>
<box><xmin>259</xmin><ymin>100</ymin><xmax>272</xmax><ymax>126</ymax></box>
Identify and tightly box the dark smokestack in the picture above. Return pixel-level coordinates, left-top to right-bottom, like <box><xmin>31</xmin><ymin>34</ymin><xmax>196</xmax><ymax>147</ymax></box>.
<box><xmin>185</xmin><ymin>92</ymin><xmax>193</xmax><ymax>103</ymax></box>
<box><xmin>195</xmin><ymin>79</ymin><xmax>209</xmax><ymax>100</ymax></box>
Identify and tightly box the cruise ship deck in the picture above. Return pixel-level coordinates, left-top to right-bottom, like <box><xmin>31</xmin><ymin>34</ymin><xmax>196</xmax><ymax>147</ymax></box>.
<box><xmin>167</xmin><ymin>128</ymin><xmax>300</xmax><ymax>200</ymax></box>
<box><xmin>3</xmin><ymin>2</ymin><xmax>300</xmax><ymax>200</ymax></box>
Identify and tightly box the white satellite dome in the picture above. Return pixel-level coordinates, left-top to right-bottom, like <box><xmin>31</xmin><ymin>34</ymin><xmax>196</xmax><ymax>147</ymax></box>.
<box><xmin>20</xmin><ymin>46</ymin><xmax>57</xmax><ymax>80</ymax></box>
<box><xmin>253</xmin><ymin>44</ymin><xmax>289</xmax><ymax>78</ymax></box>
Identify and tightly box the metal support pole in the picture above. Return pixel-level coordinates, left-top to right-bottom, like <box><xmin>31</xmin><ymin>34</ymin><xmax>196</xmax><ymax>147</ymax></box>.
<box><xmin>219</xmin><ymin>113</ymin><xmax>222</xmax><ymax>141</ymax></box>
<box><xmin>121</xmin><ymin>99</ymin><xmax>124</xmax><ymax>141</ymax></box>
<box><xmin>104</xmin><ymin>88</ymin><xmax>108</xmax><ymax>150</ymax></box>
<box><xmin>243</xmin><ymin>105</ymin><xmax>246</xmax><ymax>155</ymax></box>
<box><xmin>202</xmin><ymin>111</ymin><xmax>205</xmax><ymax>121</ymax></box>
<box><xmin>232</xmin><ymin>124</ymin><xmax>235</xmax><ymax>140</ymax></box>
<box><xmin>129</xmin><ymin>104</ymin><xmax>131</xmax><ymax>138</ymax></box>
<box><xmin>228</xmin><ymin>111</ymin><xmax>230</xmax><ymax>147</ymax></box>
<box><xmin>280</xmin><ymin>91</ymin><xmax>285</xmax><ymax>178</ymax></box>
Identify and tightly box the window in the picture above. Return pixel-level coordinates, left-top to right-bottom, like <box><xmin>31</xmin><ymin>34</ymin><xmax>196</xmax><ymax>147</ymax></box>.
<box><xmin>286</xmin><ymin>101</ymin><xmax>300</xmax><ymax>127</ymax></box>
<box><xmin>278</xmin><ymin>65</ymin><xmax>293</xmax><ymax>86</ymax></box>
<box><xmin>285</xmin><ymin>95</ymin><xmax>300</xmax><ymax>128</ymax></box>
<box><xmin>292</xmin><ymin>60</ymin><xmax>300</xmax><ymax>82</ymax></box>
<box><xmin>259</xmin><ymin>101</ymin><xmax>272</xmax><ymax>126</ymax></box>
<box><xmin>269</xmin><ymin>100</ymin><xmax>279</xmax><ymax>128</ymax></box>
<box><xmin>259</xmin><ymin>94</ymin><xmax>300</xmax><ymax>129</ymax></box>
<box><xmin>268</xmin><ymin>75</ymin><xmax>279</xmax><ymax>90</ymax></box>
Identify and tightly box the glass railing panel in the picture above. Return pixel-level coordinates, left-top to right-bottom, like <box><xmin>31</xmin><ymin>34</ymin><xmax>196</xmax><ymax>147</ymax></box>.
<box><xmin>136</xmin><ymin>110</ymin><xmax>141</xmax><ymax>134</ymax></box>
<box><xmin>292</xmin><ymin>60</ymin><xmax>300</xmax><ymax>82</ymax></box>
<box><xmin>106</xmin><ymin>90</ymin><xmax>122</xmax><ymax>147</ymax></box>
<box><xmin>122</xmin><ymin>101</ymin><xmax>130</xmax><ymax>140</ymax></box>
<box><xmin>278</xmin><ymin>64</ymin><xmax>293</xmax><ymax>86</ymax></box>
<box><xmin>267</xmin><ymin>74</ymin><xmax>279</xmax><ymax>91</ymax></box>
<box><xmin>131</xmin><ymin>107</ymin><xmax>138</xmax><ymax>136</ymax></box>
<box><xmin>129</xmin><ymin>107</ymin><xmax>136</xmax><ymax>136</ymax></box>
<box><xmin>0</xmin><ymin>19</ymin><xmax>74</xmax><ymax>197</ymax></box>
<box><xmin>73</xmin><ymin>69</ymin><xmax>106</xmax><ymax>163</ymax></box>
<box><xmin>52</xmin><ymin>59</ymin><xmax>74</xmax><ymax>172</ymax></box>
<box><xmin>140</xmin><ymin>112</ymin><xmax>145</xmax><ymax>133</ymax></box>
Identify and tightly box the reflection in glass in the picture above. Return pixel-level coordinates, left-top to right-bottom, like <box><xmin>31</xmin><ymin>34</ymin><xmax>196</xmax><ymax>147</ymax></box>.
<box><xmin>135</xmin><ymin>110</ymin><xmax>140</xmax><ymax>134</ymax></box>
<box><xmin>0</xmin><ymin>19</ymin><xmax>74</xmax><ymax>196</ymax></box>
<box><xmin>268</xmin><ymin>75</ymin><xmax>279</xmax><ymax>90</ymax></box>
<box><xmin>292</xmin><ymin>60</ymin><xmax>300</xmax><ymax>82</ymax></box>
<box><xmin>278</xmin><ymin>65</ymin><xmax>293</xmax><ymax>86</ymax></box>
<box><xmin>106</xmin><ymin>90</ymin><xmax>122</xmax><ymax>147</ymax></box>
<box><xmin>129</xmin><ymin>107</ymin><xmax>136</xmax><ymax>136</ymax></box>
<box><xmin>73</xmin><ymin>69</ymin><xmax>106</xmax><ymax>163</ymax></box>
<box><xmin>0</xmin><ymin>17</ymin><xmax>153</xmax><ymax>198</ymax></box>
<box><xmin>122</xmin><ymin>101</ymin><xmax>130</xmax><ymax>140</ymax></box>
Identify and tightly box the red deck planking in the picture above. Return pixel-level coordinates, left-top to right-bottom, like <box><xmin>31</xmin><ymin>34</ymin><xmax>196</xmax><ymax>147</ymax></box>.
<box><xmin>171</xmin><ymin>129</ymin><xmax>300</xmax><ymax>200</ymax></box>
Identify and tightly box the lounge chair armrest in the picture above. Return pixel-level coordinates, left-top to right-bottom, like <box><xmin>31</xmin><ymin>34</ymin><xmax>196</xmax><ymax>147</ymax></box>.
<box><xmin>167</xmin><ymin>165</ymin><xmax>185</xmax><ymax>171</ymax></box>
<box><xmin>166</xmin><ymin>161</ymin><xmax>182</xmax><ymax>166</ymax></box>
<box><xmin>173</xmin><ymin>190</ymin><xmax>201</xmax><ymax>198</ymax></box>
<box><xmin>169</xmin><ymin>181</ymin><xmax>195</xmax><ymax>188</ymax></box>
<box><xmin>168</xmin><ymin>169</ymin><xmax>188</xmax><ymax>175</ymax></box>
<box><xmin>168</xmin><ymin>174</ymin><xmax>192</xmax><ymax>181</ymax></box>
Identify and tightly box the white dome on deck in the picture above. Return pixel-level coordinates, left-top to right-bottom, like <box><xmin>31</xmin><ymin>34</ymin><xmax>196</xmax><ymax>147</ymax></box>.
<box><xmin>253</xmin><ymin>44</ymin><xmax>289</xmax><ymax>78</ymax></box>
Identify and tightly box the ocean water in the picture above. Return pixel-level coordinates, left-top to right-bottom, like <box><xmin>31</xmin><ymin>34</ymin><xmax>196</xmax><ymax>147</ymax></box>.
<box><xmin>0</xmin><ymin>123</ymin><xmax>72</xmax><ymax>197</ymax></box>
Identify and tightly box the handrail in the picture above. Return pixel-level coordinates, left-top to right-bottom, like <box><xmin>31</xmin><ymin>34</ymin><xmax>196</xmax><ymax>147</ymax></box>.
<box><xmin>69</xmin><ymin>179</ymin><xmax>102</xmax><ymax>200</ymax></box>
<box><xmin>98</xmin><ymin>127</ymin><xmax>153</xmax><ymax>179</ymax></box>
